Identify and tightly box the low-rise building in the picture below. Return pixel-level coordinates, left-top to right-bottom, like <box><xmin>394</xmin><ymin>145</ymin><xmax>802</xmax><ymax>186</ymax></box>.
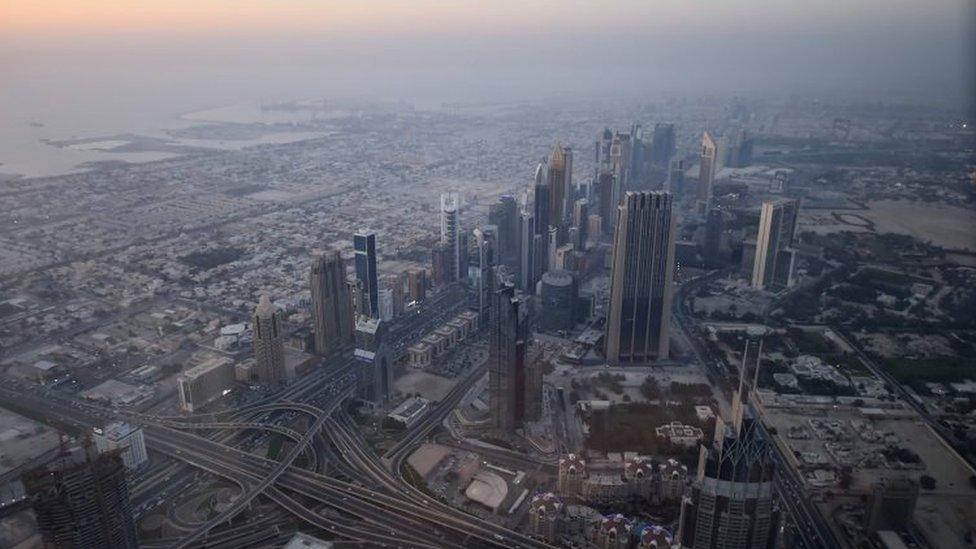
<box><xmin>177</xmin><ymin>356</ymin><xmax>235</xmax><ymax>412</ymax></box>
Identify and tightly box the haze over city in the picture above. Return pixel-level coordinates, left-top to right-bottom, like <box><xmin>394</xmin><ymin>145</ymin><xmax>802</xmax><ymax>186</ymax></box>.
<box><xmin>0</xmin><ymin>2</ymin><xmax>974</xmax><ymax>549</ymax></box>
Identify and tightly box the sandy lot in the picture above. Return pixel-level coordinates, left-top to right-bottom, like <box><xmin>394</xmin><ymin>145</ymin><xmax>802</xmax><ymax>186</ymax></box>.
<box><xmin>395</xmin><ymin>371</ymin><xmax>456</xmax><ymax>402</ymax></box>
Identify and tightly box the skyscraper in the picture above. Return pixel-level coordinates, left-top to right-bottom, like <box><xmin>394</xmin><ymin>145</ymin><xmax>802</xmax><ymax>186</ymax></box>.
<box><xmin>651</xmin><ymin>123</ymin><xmax>676</xmax><ymax>168</ymax></box>
<box><xmin>534</xmin><ymin>161</ymin><xmax>551</xmax><ymax>277</ymax></box>
<box><xmin>252</xmin><ymin>295</ymin><xmax>286</xmax><ymax>384</ymax></box>
<box><xmin>474</xmin><ymin>226</ymin><xmax>496</xmax><ymax>325</ymax></box>
<box><xmin>605</xmin><ymin>192</ymin><xmax>676</xmax><ymax>364</ymax></box>
<box><xmin>677</xmin><ymin>416</ymin><xmax>779</xmax><ymax>549</ymax></box>
<box><xmin>595</xmin><ymin>127</ymin><xmax>614</xmax><ymax>178</ymax></box>
<box><xmin>596</xmin><ymin>170</ymin><xmax>616</xmax><ymax>236</ymax></box>
<box><xmin>406</xmin><ymin>268</ymin><xmax>427</xmax><ymax>303</ymax></box>
<box><xmin>354</xmin><ymin>231</ymin><xmax>379</xmax><ymax>318</ymax></box>
<box><xmin>697</xmin><ymin>132</ymin><xmax>718</xmax><ymax>208</ymax></box>
<box><xmin>310</xmin><ymin>250</ymin><xmax>353</xmax><ymax>356</ymax></box>
<box><xmin>702</xmin><ymin>209</ymin><xmax>726</xmax><ymax>268</ymax></box>
<box><xmin>23</xmin><ymin>445</ymin><xmax>138</xmax><ymax>549</ymax></box>
<box><xmin>440</xmin><ymin>192</ymin><xmax>461</xmax><ymax>283</ymax></box>
<box><xmin>572</xmin><ymin>198</ymin><xmax>589</xmax><ymax>248</ymax></box>
<box><xmin>751</xmin><ymin>198</ymin><xmax>799</xmax><ymax>290</ymax></box>
<box><xmin>489</xmin><ymin>195</ymin><xmax>518</xmax><ymax>265</ymax></box>
<box><xmin>547</xmin><ymin>143</ymin><xmax>573</xmax><ymax>241</ymax></box>
<box><xmin>489</xmin><ymin>281</ymin><xmax>538</xmax><ymax>431</ymax></box>
<box><xmin>518</xmin><ymin>208</ymin><xmax>536</xmax><ymax>293</ymax></box>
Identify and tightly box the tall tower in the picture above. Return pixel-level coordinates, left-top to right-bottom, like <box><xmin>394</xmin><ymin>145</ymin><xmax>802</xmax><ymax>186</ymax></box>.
<box><xmin>572</xmin><ymin>198</ymin><xmax>589</xmax><ymax>249</ymax></box>
<box><xmin>702</xmin><ymin>209</ymin><xmax>726</xmax><ymax>268</ymax></box>
<box><xmin>651</xmin><ymin>123</ymin><xmax>676</xmax><ymax>168</ymax></box>
<box><xmin>596</xmin><ymin>170</ymin><xmax>616</xmax><ymax>236</ymax></box>
<box><xmin>23</xmin><ymin>445</ymin><xmax>138</xmax><ymax>549</ymax></box>
<box><xmin>489</xmin><ymin>195</ymin><xmax>519</xmax><ymax>265</ymax></box>
<box><xmin>440</xmin><ymin>192</ymin><xmax>461</xmax><ymax>283</ymax></box>
<box><xmin>354</xmin><ymin>231</ymin><xmax>379</xmax><ymax>318</ymax></box>
<box><xmin>605</xmin><ymin>192</ymin><xmax>676</xmax><ymax>364</ymax></box>
<box><xmin>474</xmin><ymin>226</ymin><xmax>496</xmax><ymax>325</ymax></box>
<box><xmin>252</xmin><ymin>295</ymin><xmax>286</xmax><ymax>384</ymax></box>
<box><xmin>677</xmin><ymin>411</ymin><xmax>779</xmax><ymax>549</ymax></box>
<box><xmin>489</xmin><ymin>281</ymin><xmax>534</xmax><ymax>431</ymax></box>
<box><xmin>533</xmin><ymin>161</ymin><xmax>551</xmax><ymax>278</ymax></box>
<box><xmin>697</xmin><ymin>132</ymin><xmax>718</xmax><ymax>208</ymax></box>
<box><xmin>751</xmin><ymin>198</ymin><xmax>799</xmax><ymax>290</ymax></box>
<box><xmin>518</xmin><ymin>208</ymin><xmax>536</xmax><ymax>294</ymax></box>
<box><xmin>547</xmin><ymin>143</ymin><xmax>573</xmax><ymax>241</ymax></box>
<box><xmin>310</xmin><ymin>250</ymin><xmax>353</xmax><ymax>355</ymax></box>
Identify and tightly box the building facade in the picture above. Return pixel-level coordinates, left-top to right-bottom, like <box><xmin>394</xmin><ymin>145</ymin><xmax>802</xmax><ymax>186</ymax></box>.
<box><xmin>252</xmin><ymin>295</ymin><xmax>286</xmax><ymax>384</ymax></box>
<box><xmin>310</xmin><ymin>250</ymin><xmax>354</xmax><ymax>356</ymax></box>
<box><xmin>488</xmin><ymin>281</ymin><xmax>538</xmax><ymax>431</ymax></box>
<box><xmin>751</xmin><ymin>198</ymin><xmax>799</xmax><ymax>290</ymax></box>
<box><xmin>354</xmin><ymin>231</ymin><xmax>379</xmax><ymax>318</ymax></box>
<box><xmin>605</xmin><ymin>192</ymin><xmax>676</xmax><ymax>364</ymax></box>
<box><xmin>92</xmin><ymin>422</ymin><xmax>147</xmax><ymax>472</ymax></box>
<box><xmin>23</xmin><ymin>446</ymin><xmax>138</xmax><ymax>549</ymax></box>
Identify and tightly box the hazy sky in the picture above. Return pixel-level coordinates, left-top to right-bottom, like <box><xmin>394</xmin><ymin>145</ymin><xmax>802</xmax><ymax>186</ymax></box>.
<box><xmin>1</xmin><ymin>0</ymin><xmax>973</xmax><ymax>123</ymax></box>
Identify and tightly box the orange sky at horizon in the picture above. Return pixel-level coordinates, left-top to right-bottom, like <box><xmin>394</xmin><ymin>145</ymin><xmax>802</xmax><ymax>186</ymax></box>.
<box><xmin>3</xmin><ymin>0</ymin><xmax>956</xmax><ymax>39</ymax></box>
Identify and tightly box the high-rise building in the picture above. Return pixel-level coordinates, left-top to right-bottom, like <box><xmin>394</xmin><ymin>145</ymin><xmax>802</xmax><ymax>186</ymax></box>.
<box><xmin>667</xmin><ymin>159</ymin><xmax>685</xmax><ymax>192</ymax></box>
<box><xmin>440</xmin><ymin>192</ymin><xmax>461</xmax><ymax>283</ymax></box>
<box><xmin>547</xmin><ymin>226</ymin><xmax>559</xmax><ymax>273</ymax></box>
<box><xmin>518</xmin><ymin>209</ymin><xmax>536</xmax><ymax>294</ymax></box>
<box><xmin>92</xmin><ymin>422</ymin><xmax>147</xmax><ymax>472</ymax></box>
<box><xmin>596</xmin><ymin>170</ymin><xmax>616</xmax><ymax>236</ymax></box>
<box><xmin>474</xmin><ymin>226</ymin><xmax>496</xmax><ymax>325</ymax></box>
<box><xmin>540</xmin><ymin>270</ymin><xmax>578</xmax><ymax>333</ymax></box>
<box><xmin>595</xmin><ymin>127</ymin><xmax>614</xmax><ymax>178</ymax></box>
<box><xmin>23</xmin><ymin>445</ymin><xmax>138</xmax><ymax>549</ymax></box>
<box><xmin>406</xmin><ymin>268</ymin><xmax>427</xmax><ymax>303</ymax></box>
<box><xmin>697</xmin><ymin>132</ymin><xmax>718</xmax><ymax>207</ymax></box>
<box><xmin>177</xmin><ymin>356</ymin><xmax>235</xmax><ymax>412</ymax></box>
<box><xmin>547</xmin><ymin>143</ymin><xmax>573</xmax><ymax>240</ymax></box>
<box><xmin>489</xmin><ymin>195</ymin><xmax>519</xmax><ymax>265</ymax></box>
<box><xmin>252</xmin><ymin>295</ymin><xmax>286</xmax><ymax>384</ymax></box>
<box><xmin>529</xmin><ymin>492</ymin><xmax>564</xmax><ymax>543</ymax></box>
<box><xmin>354</xmin><ymin>317</ymin><xmax>393</xmax><ymax>405</ymax></box>
<box><xmin>605</xmin><ymin>192</ymin><xmax>676</xmax><ymax>364</ymax></box>
<box><xmin>751</xmin><ymin>198</ymin><xmax>799</xmax><ymax>290</ymax></box>
<box><xmin>587</xmin><ymin>214</ymin><xmax>602</xmax><ymax>243</ymax></box>
<box><xmin>572</xmin><ymin>198</ymin><xmax>589</xmax><ymax>250</ymax></box>
<box><xmin>354</xmin><ymin>232</ymin><xmax>379</xmax><ymax>318</ymax></box>
<box><xmin>727</xmin><ymin>128</ymin><xmax>753</xmax><ymax>168</ymax></box>
<box><xmin>677</xmin><ymin>416</ymin><xmax>779</xmax><ymax>549</ymax></box>
<box><xmin>310</xmin><ymin>250</ymin><xmax>354</xmax><ymax>356</ymax></box>
<box><xmin>651</xmin><ymin>123</ymin><xmax>676</xmax><ymax>168</ymax></box>
<box><xmin>488</xmin><ymin>281</ymin><xmax>538</xmax><ymax>431</ymax></box>
<box><xmin>702</xmin><ymin>209</ymin><xmax>726</xmax><ymax>268</ymax></box>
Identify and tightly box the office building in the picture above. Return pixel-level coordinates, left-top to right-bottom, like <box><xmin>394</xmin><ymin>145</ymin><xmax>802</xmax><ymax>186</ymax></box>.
<box><xmin>605</xmin><ymin>192</ymin><xmax>676</xmax><ymax>364</ymax></box>
<box><xmin>354</xmin><ymin>231</ymin><xmax>379</xmax><ymax>318</ymax></box>
<box><xmin>702</xmin><ymin>209</ymin><xmax>726</xmax><ymax>267</ymax></box>
<box><xmin>518</xmin><ymin>209</ymin><xmax>536</xmax><ymax>293</ymax></box>
<box><xmin>489</xmin><ymin>195</ymin><xmax>519</xmax><ymax>265</ymax></box>
<box><xmin>677</xmin><ymin>411</ymin><xmax>779</xmax><ymax>549</ymax></box>
<box><xmin>667</xmin><ymin>159</ymin><xmax>684</xmax><ymax>191</ymax></box>
<box><xmin>489</xmin><ymin>281</ymin><xmax>538</xmax><ymax>431</ymax></box>
<box><xmin>354</xmin><ymin>317</ymin><xmax>393</xmax><ymax>405</ymax></box>
<box><xmin>22</xmin><ymin>445</ymin><xmax>138</xmax><ymax>549</ymax></box>
<box><xmin>92</xmin><ymin>422</ymin><xmax>147</xmax><ymax>472</ymax></box>
<box><xmin>595</xmin><ymin>127</ymin><xmax>614</xmax><ymax>177</ymax></box>
<box><xmin>751</xmin><ymin>198</ymin><xmax>799</xmax><ymax>290</ymax></box>
<box><xmin>547</xmin><ymin>143</ymin><xmax>573</xmax><ymax>240</ymax></box>
<box><xmin>474</xmin><ymin>226</ymin><xmax>496</xmax><ymax>325</ymax></box>
<box><xmin>252</xmin><ymin>295</ymin><xmax>286</xmax><ymax>384</ymax></box>
<box><xmin>533</xmin><ymin>160</ymin><xmax>551</xmax><ymax>278</ymax></box>
<box><xmin>587</xmin><ymin>214</ymin><xmax>602</xmax><ymax>243</ymax></box>
<box><xmin>651</xmin><ymin>123</ymin><xmax>676</xmax><ymax>167</ymax></box>
<box><xmin>596</xmin><ymin>170</ymin><xmax>616</xmax><ymax>235</ymax></box>
<box><xmin>310</xmin><ymin>250</ymin><xmax>354</xmax><ymax>356</ymax></box>
<box><xmin>697</xmin><ymin>132</ymin><xmax>717</xmax><ymax>208</ymax></box>
<box><xmin>440</xmin><ymin>192</ymin><xmax>461</xmax><ymax>283</ymax></box>
<box><xmin>407</xmin><ymin>268</ymin><xmax>427</xmax><ymax>302</ymax></box>
<box><xmin>377</xmin><ymin>288</ymin><xmax>394</xmax><ymax>321</ymax></box>
<box><xmin>572</xmin><ymin>198</ymin><xmax>589</xmax><ymax>250</ymax></box>
<box><xmin>540</xmin><ymin>270</ymin><xmax>578</xmax><ymax>333</ymax></box>
<box><xmin>177</xmin><ymin>356</ymin><xmax>235</xmax><ymax>412</ymax></box>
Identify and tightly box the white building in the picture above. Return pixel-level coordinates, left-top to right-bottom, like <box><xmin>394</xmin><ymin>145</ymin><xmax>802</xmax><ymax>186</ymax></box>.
<box><xmin>92</xmin><ymin>422</ymin><xmax>147</xmax><ymax>471</ymax></box>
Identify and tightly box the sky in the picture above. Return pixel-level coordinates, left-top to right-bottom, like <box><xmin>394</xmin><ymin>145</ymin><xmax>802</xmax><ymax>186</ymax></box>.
<box><xmin>1</xmin><ymin>0</ymin><xmax>973</xmax><ymax>125</ymax></box>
